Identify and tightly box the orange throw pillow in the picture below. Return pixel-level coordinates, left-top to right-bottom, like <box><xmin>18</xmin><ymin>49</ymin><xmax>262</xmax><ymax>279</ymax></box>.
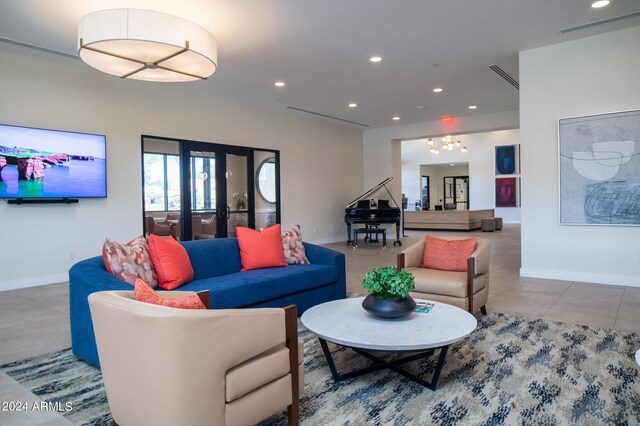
<box><xmin>421</xmin><ymin>236</ymin><xmax>477</xmax><ymax>272</ymax></box>
<box><xmin>236</xmin><ymin>224</ymin><xmax>288</xmax><ymax>272</ymax></box>
<box><xmin>147</xmin><ymin>235</ymin><xmax>194</xmax><ymax>290</ymax></box>
<box><xmin>134</xmin><ymin>279</ymin><xmax>205</xmax><ymax>309</ymax></box>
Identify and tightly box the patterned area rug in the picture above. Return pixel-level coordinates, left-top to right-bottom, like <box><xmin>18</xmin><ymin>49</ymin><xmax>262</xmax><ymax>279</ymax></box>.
<box><xmin>2</xmin><ymin>313</ymin><xmax>639</xmax><ymax>425</ymax></box>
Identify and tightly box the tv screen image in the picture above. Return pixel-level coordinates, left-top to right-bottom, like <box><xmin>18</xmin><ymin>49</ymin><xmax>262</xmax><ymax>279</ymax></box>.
<box><xmin>0</xmin><ymin>124</ymin><xmax>106</xmax><ymax>199</ymax></box>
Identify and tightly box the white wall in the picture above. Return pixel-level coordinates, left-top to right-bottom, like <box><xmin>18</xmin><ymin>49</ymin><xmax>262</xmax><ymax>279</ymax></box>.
<box><xmin>0</xmin><ymin>47</ymin><xmax>363</xmax><ymax>291</ymax></box>
<box><xmin>520</xmin><ymin>26</ymin><xmax>640</xmax><ymax>287</ymax></box>
<box><xmin>401</xmin><ymin>129</ymin><xmax>521</xmax><ymax>223</ymax></box>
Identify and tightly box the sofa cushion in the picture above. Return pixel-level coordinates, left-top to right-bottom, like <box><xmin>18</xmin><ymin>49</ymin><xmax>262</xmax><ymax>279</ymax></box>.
<box><xmin>237</xmin><ymin>225</ymin><xmax>288</xmax><ymax>272</ymax></box>
<box><xmin>422</xmin><ymin>236</ymin><xmax>477</xmax><ymax>272</ymax></box>
<box><xmin>134</xmin><ymin>278</ymin><xmax>205</xmax><ymax>309</ymax></box>
<box><xmin>148</xmin><ymin>235</ymin><xmax>194</xmax><ymax>290</ymax></box>
<box><xmin>178</xmin><ymin>264</ymin><xmax>338</xmax><ymax>308</ymax></box>
<box><xmin>407</xmin><ymin>267</ymin><xmax>486</xmax><ymax>298</ymax></box>
<box><xmin>182</xmin><ymin>238</ymin><xmax>242</xmax><ymax>279</ymax></box>
<box><xmin>102</xmin><ymin>236</ymin><xmax>158</xmax><ymax>288</ymax></box>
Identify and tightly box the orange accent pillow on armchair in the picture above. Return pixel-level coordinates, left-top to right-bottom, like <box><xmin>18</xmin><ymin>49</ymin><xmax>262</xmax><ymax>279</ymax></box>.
<box><xmin>134</xmin><ymin>279</ymin><xmax>205</xmax><ymax>309</ymax></box>
<box><xmin>236</xmin><ymin>224</ymin><xmax>288</xmax><ymax>272</ymax></box>
<box><xmin>422</xmin><ymin>236</ymin><xmax>477</xmax><ymax>272</ymax></box>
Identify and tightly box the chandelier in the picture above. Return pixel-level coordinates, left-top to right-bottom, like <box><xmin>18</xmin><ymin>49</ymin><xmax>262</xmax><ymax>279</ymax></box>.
<box><xmin>78</xmin><ymin>9</ymin><xmax>217</xmax><ymax>82</ymax></box>
<box><xmin>427</xmin><ymin>136</ymin><xmax>468</xmax><ymax>155</ymax></box>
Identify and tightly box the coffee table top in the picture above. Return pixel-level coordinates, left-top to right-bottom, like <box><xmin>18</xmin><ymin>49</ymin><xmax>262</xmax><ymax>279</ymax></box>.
<box><xmin>301</xmin><ymin>297</ymin><xmax>477</xmax><ymax>351</ymax></box>
<box><xmin>636</xmin><ymin>349</ymin><xmax>639</xmax><ymax>366</ymax></box>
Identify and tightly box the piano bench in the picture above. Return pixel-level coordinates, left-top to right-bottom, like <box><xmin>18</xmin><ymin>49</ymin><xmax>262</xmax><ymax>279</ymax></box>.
<box><xmin>353</xmin><ymin>227</ymin><xmax>386</xmax><ymax>249</ymax></box>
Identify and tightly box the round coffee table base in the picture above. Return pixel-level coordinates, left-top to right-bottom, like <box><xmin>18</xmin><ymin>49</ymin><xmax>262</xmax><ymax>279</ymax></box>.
<box><xmin>318</xmin><ymin>338</ymin><xmax>449</xmax><ymax>391</ymax></box>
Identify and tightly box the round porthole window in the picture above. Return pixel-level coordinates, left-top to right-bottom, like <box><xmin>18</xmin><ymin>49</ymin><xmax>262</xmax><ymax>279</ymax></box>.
<box><xmin>256</xmin><ymin>157</ymin><xmax>276</xmax><ymax>204</ymax></box>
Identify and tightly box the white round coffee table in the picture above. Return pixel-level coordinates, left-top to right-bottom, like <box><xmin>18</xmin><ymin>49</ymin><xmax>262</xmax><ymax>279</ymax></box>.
<box><xmin>301</xmin><ymin>297</ymin><xmax>477</xmax><ymax>390</ymax></box>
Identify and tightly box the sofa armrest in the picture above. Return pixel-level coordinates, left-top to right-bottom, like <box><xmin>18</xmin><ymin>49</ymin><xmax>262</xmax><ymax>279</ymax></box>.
<box><xmin>69</xmin><ymin>256</ymin><xmax>136</xmax><ymax>365</ymax></box>
<box><xmin>303</xmin><ymin>242</ymin><xmax>346</xmax><ymax>300</ymax></box>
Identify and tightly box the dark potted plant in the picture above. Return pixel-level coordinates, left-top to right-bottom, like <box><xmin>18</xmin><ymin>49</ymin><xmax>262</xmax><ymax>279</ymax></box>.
<box><xmin>361</xmin><ymin>266</ymin><xmax>416</xmax><ymax>318</ymax></box>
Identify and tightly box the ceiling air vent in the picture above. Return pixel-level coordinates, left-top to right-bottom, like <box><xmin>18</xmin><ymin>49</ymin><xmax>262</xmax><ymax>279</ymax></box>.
<box><xmin>560</xmin><ymin>11</ymin><xmax>640</xmax><ymax>33</ymax></box>
<box><xmin>285</xmin><ymin>106</ymin><xmax>369</xmax><ymax>127</ymax></box>
<box><xmin>0</xmin><ymin>36</ymin><xmax>78</xmax><ymax>59</ymax></box>
<box><xmin>489</xmin><ymin>65</ymin><xmax>519</xmax><ymax>90</ymax></box>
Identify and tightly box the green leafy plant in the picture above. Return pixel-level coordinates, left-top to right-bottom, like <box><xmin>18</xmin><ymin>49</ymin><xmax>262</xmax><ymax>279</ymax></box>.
<box><xmin>362</xmin><ymin>266</ymin><xmax>415</xmax><ymax>299</ymax></box>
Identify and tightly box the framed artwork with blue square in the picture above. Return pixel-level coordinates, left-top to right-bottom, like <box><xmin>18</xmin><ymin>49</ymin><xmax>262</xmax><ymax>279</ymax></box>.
<box><xmin>495</xmin><ymin>144</ymin><xmax>519</xmax><ymax>175</ymax></box>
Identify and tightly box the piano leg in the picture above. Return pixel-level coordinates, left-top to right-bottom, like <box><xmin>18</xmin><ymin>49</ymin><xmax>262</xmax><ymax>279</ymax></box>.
<box><xmin>394</xmin><ymin>221</ymin><xmax>402</xmax><ymax>246</ymax></box>
<box><xmin>347</xmin><ymin>223</ymin><xmax>353</xmax><ymax>245</ymax></box>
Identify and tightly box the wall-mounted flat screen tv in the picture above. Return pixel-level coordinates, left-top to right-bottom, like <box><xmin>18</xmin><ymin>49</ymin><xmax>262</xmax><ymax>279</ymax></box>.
<box><xmin>0</xmin><ymin>124</ymin><xmax>107</xmax><ymax>199</ymax></box>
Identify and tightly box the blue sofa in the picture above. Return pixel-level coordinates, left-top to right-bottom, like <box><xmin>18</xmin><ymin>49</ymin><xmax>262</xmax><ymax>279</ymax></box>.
<box><xmin>69</xmin><ymin>238</ymin><xmax>346</xmax><ymax>366</ymax></box>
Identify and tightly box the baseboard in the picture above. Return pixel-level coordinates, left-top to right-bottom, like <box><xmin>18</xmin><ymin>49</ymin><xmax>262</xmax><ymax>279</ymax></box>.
<box><xmin>308</xmin><ymin>236</ymin><xmax>347</xmax><ymax>245</ymax></box>
<box><xmin>520</xmin><ymin>267</ymin><xmax>639</xmax><ymax>288</ymax></box>
<box><xmin>0</xmin><ymin>273</ymin><xmax>68</xmax><ymax>292</ymax></box>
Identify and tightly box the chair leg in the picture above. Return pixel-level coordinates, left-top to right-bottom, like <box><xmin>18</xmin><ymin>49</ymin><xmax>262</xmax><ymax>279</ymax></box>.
<box><xmin>480</xmin><ymin>305</ymin><xmax>487</xmax><ymax>315</ymax></box>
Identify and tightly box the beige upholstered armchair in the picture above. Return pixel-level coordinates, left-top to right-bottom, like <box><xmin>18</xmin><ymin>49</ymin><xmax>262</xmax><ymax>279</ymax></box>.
<box><xmin>89</xmin><ymin>291</ymin><xmax>303</xmax><ymax>426</ymax></box>
<box><xmin>397</xmin><ymin>237</ymin><xmax>490</xmax><ymax>315</ymax></box>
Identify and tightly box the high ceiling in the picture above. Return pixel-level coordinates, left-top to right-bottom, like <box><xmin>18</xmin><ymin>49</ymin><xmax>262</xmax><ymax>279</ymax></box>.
<box><xmin>1</xmin><ymin>0</ymin><xmax>639</xmax><ymax>129</ymax></box>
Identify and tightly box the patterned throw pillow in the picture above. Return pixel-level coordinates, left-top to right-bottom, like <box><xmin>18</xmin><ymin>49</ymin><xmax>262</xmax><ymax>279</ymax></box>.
<box><xmin>102</xmin><ymin>236</ymin><xmax>158</xmax><ymax>288</ymax></box>
<box><xmin>133</xmin><ymin>279</ymin><xmax>205</xmax><ymax>309</ymax></box>
<box><xmin>281</xmin><ymin>224</ymin><xmax>310</xmax><ymax>265</ymax></box>
<box><xmin>421</xmin><ymin>236</ymin><xmax>477</xmax><ymax>272</ymax></box>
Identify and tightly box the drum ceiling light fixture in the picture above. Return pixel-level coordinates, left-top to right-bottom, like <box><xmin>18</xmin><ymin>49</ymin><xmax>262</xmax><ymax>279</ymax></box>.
<box><xmin>78</xmin><ymin>9</ymin><xmax>217</xmax><ymax>82</ymax></box>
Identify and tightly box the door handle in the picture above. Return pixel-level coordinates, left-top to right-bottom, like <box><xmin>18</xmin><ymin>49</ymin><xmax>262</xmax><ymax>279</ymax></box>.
<box><xmin>226</xmin><ymin>205</ymin><xmax>231</xmax><ymax>220</ymax></box>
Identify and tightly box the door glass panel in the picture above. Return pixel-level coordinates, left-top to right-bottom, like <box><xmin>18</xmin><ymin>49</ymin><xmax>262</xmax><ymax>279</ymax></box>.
<box><xmin>143</xmin><ymin>153</ymin><xmax>166</xmax><ymax>211</ymax></box>
<box><xmin>421</xmin><ymin>175</ymin><xmax>430</xmax><ymax>211</ymax></box>
<box><xmin>227</xmin><ymin>153</ymin><xmax>248</xmax><ymax>237</ymax></box>
<box><xmin>444</xmin><ymin>177</ymin><xmax>455</xmax><ymax>209</ymax></box>
<box><xmin>142</xmin><ymin>139</ymin><xmax>181</xmax><ymax>239</ymax></box>
<box><xmin>254</xmin><ymin>151</ymin><xmax>278</xmax><ymax>230</ymax></box>
<box><xmin>190</xmin><ymin>151</ymin><xmax>216</xmax><ymax>240</ymax></box>
<box><xmin>455</xmin><ymin>176</ymin><xmax>469</xmax><ymax>210</ymax></box>
<box><xmin>166</xmin><ymin>155</ymin><xmax>181</xmax><ymax>211</ymax></box>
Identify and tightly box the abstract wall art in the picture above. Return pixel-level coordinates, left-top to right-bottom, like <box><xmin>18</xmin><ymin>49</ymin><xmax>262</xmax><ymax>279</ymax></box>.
<box><xmin>495</xmin><ymin>177</ymin><xmax>518</xmax><ymax>208</ymax></box>
<box><xmin>559</xmin><ymin>109</ymin><xmax>640</xmax><ymax>226</ymax></box>
<box><xmin>495</xmin><ymin>144</ymin><xmax>519</xmax><ymax>175</ymax></box>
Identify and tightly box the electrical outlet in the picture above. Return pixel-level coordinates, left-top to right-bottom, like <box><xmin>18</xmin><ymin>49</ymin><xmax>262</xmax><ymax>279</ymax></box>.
<box><xmin>313</xmin><ymin>227</ymin><xmax>317</xmax><ymax>233</ymax></box>
<box><xmin>66</xmin><ymin>250</ymin><xmax>75</xmax><ymax>260</ymax></box>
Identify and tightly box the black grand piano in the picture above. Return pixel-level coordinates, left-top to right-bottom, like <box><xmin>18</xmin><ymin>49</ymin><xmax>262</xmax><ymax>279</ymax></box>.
<box><xmin>345</xmin><ymin>177</ymin><xmax>402</xmax><ymax>246</ymax></box>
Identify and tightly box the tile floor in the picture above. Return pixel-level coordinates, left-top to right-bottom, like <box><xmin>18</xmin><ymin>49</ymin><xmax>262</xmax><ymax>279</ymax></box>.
<box><xmin>0</xmin><ymin>224</ymin><xmax>638</xmax><ymax>425</ymax></box>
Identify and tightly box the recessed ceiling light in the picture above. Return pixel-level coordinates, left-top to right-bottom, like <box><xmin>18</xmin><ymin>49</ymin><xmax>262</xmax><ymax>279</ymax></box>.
<box><xmin>348</xmin><ymin>103</ymin><xmax>357</xmax><ymax>108</ymax></box>
<box><xmin>450</xmin><ymin>163</ymin><xmax>455</xmax><ymax>166</ymax></box>
<box><xmin>433</xmin><ymin>88</ymin><xmax>443</xmax><ymax>93</ymax></box>
<box><xmin>392</xmin><ymin>116</ymin><xmax>400</xmax><ymax>121</ymax></box>
<box><xmin>469</xmin><ymin>105</ymin><xmax>477</xmax><ymax>110</ymax></box>
<box><xmin>370</xmin><ymin>56</ymin><xmax>382</xmax><ymax>63</ymax></box>
<box><xmin>274</xmin><ymin>81</ymin><xmax>285</xmax><ymax>87</ymax></box>
<box><xmin>591</xmin><ymin>0</ymin><xmax>610</xmax><ymax>8</ymax></box>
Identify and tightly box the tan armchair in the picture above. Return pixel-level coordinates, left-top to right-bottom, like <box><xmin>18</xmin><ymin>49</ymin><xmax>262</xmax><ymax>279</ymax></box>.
<box><xmin>89</xmin><ymin>291</ymin><xmax>303</xmax><ymax>426</ymax></box>
<box><xmin>397</xmin><ymin>237</ymin><xmax>490</xmax><ymax>315</ymax></box>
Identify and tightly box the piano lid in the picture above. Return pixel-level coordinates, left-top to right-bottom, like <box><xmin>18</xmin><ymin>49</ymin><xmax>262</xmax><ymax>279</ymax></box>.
<box><xmin>346</xmin><ymin>177</ymin><xmax>394</xmax><ymax>209</ymax></box>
